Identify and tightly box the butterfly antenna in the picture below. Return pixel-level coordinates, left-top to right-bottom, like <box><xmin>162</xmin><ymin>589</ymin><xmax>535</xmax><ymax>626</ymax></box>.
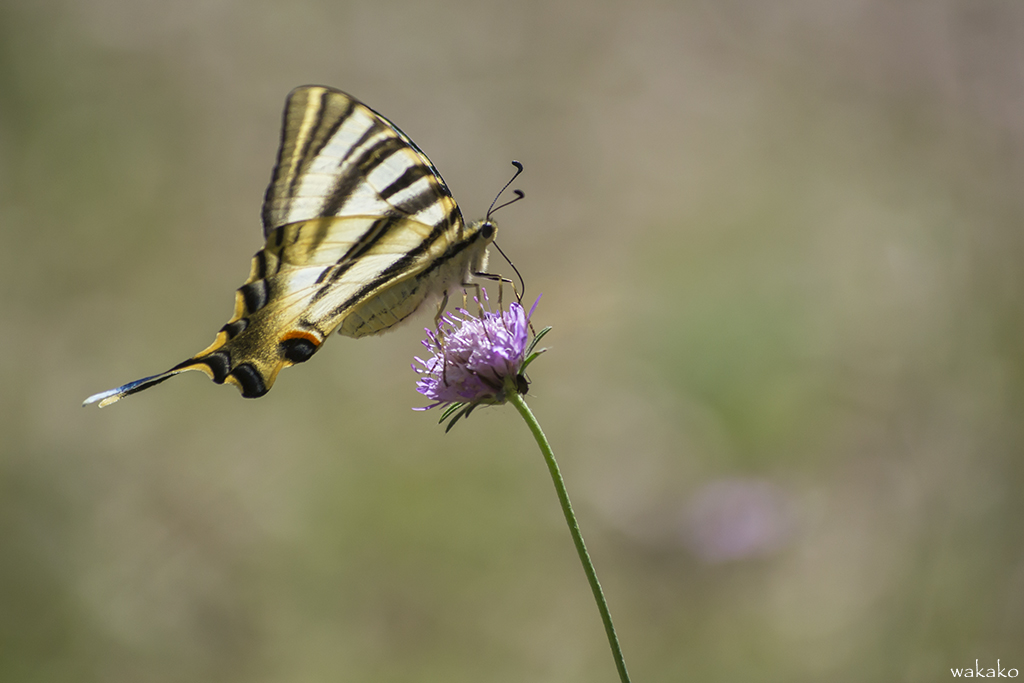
<box><xmin>486</xmin><ymin>161</ymin><xmax>525</xmax><ymax>220</ymax></box>
<box><xmin>493</xmin><ymin>240</ymin><xmax>526</xmax><ymax>304</ymax></box>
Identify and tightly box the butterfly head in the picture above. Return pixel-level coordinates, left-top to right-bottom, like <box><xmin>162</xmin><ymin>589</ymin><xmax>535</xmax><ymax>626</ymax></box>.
<box><xmin>475</xmin><ymin>219</ymin><xmax>497</xmax><ymax>242</ymax></box>
<box><xmin>468</xmin><ymin>218</ymin><xmax>497</xmax><ymax>266</ymax></box>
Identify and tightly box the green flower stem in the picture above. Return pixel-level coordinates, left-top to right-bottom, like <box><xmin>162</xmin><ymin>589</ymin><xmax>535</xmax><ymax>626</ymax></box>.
<box><xmin>506</xmin><ymin>386</ymin><xmax>632</xmax><ymax>683</ymax></box>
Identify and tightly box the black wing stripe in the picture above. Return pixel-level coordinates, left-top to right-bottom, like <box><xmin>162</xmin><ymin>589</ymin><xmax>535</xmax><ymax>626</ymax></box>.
<box><xmin>262</xmin><ymin>88</ymin><xmax>358</xmax><ymax>233</ymax></box>
<box><xmin>306</xmin><ymin>215</ymin><xmax>411</xmax><ymax>303</ymax></box>
<box><xmin>302</xmin><ymin>93</ymin><xmax>356</xmax><ymax>179</ymax></box>
<box><xmin>379</xmin><ymin>162</ymin><xmax>430</xmax><ymax>201</ymax></box>
<box><xmin>321</xmin><ymin>134</ymin><xmax>407</xmax><ymax>216</ymax></box>
<box><xmin>304</xmin><ymin>217</ymin><xmax>335</xmax><ymax>258</ymax></box>
<box><xmin>286</xmin><ymin>88</ymin><xmax>329</xmax><ymax>203</ymax></box>
<box><xmin>324</xmin><ymin>210</ymin><xmax>461</xmax><ymax>320</ymax></box>
<box><xmin>333</xmin><ymin>215</ymin><xmax>401</xmax><ymax>267</ymax></box>
<box><xmin>394</xmin><ymin>183</ymin><xmax>443</xmax><ymax>217</ymax></box>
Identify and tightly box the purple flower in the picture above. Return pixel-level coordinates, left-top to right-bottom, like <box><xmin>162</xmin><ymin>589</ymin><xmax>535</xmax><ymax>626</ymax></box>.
<box><xmin>413</xmin><ymin>295</ymin><xmax>540</xmax><ymax>412</ymax></box>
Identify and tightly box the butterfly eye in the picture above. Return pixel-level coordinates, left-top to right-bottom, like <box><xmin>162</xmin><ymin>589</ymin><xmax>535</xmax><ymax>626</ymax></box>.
<box><xmin>480</xmin><ymin>222</ymin><xmax>496</xmax><ymax>240</ymax></box>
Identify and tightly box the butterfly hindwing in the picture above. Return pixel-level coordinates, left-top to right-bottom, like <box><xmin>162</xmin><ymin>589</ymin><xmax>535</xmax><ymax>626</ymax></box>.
<box><xmin>184</xmin><ymin>212</ymin><xmax>465</xmax><ymax>398</ymax></box>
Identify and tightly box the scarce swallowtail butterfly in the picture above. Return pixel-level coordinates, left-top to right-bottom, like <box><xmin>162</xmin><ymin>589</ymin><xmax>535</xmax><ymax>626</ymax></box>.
<box><xmin>85</xmin><ymin>85</ymin><xmax>510</xmax><ymax>407</ymax></box>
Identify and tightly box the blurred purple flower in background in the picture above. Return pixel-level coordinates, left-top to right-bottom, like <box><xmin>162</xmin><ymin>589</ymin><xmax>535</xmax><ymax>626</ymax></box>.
<box><xmin>684</xmin><ymin>478</ymin><xmax>794</xmax><ymax>563</ymax></box>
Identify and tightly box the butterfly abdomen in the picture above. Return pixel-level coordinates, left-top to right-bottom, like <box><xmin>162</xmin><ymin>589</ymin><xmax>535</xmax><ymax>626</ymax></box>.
<box><xmin>339</xmin><ymin>276</ymin><xmax>424</xmax><ymax>337</ymax></box>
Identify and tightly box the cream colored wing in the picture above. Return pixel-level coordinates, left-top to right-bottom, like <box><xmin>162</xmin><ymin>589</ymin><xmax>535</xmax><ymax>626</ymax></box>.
<box><xmin>85</xmin><ymin>86</ymin><xmax>497</xmax><ymax>407</ymax></box>
<box><xmin>262</xmin><ymin>85</ymin><xmax>464</xmax><ymax>234</ymax></box>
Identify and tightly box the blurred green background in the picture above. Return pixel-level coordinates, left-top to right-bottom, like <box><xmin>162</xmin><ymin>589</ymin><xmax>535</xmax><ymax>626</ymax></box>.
<box><xmin>2</xmin><ymin>1</ymin><xmax>1023</xmax><ymax>681</ymax></box>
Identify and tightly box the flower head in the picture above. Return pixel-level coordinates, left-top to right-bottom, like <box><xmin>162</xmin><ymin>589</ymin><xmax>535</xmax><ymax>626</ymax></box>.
<box><xmin>413</xmin><ymin>294</ymin><xmax>542</xmax><ymax>415</ymax></box>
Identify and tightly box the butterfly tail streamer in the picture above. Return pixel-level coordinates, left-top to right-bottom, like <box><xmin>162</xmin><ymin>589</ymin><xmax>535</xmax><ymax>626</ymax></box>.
<box><xmin>82</xmin><ymin>324</ymin><xmax>305</xmax><ymax>408</ymax></box>
<box><xmin>82</xmin><ymin>362</ymin><xmax>206</xmax><ymax>408</ymax></box>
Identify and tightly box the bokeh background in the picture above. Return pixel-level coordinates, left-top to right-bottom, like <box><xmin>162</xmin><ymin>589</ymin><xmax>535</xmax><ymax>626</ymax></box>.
<box><xmin>3</xmin><ymin>1</ymin><xmax>1023</xmax><ymax>681</ymax></box>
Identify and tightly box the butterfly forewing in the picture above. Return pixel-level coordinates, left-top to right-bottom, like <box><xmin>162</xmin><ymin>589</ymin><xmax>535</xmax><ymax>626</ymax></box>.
<box><xmin>263</xmin><ymin>86</ymin><xmax>462</xmax><ymax>233</ymax></box>
<box><xmin>84</xmin><ymin>85</ymin><xmax>497</xmax><ymax>407</ymax></box>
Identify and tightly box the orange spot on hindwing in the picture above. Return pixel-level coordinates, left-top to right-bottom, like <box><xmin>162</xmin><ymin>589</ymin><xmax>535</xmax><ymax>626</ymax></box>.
<box><xmin>279</xmin><ymin>330</ymin><xmax>322</xmax><ymax>365</ymax></box>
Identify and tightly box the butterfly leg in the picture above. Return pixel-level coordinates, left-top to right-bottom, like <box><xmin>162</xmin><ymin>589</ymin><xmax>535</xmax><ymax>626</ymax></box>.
<box><xmin>460</xmin><ymin>279</ymin><xmax>486</xmax><ymax>317</ymax></box>
<box><xmin>472</xmin><ymin>272</ymin><xmax>534</xmax><ymax>334</ymax></box>
<box><xmin>435</xmin><ymin>290</ymin><xmax>450</xmax><ymax>331</ymax></box>
<box><xmin>434</xmin><ymin>290</ymin><xmax>453</xmax><ymax>386</ymax></box>
<box><xmin>473</xmin><ymin>271</ymin><xmax>517</xmax><ymax>307</ymax></box>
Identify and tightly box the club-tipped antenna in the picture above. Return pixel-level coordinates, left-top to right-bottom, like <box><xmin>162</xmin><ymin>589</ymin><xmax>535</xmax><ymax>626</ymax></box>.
<box><xmin>486</xmin><ymin>161</ymin><xmax>525</xmax><ymax>220</ymax></box>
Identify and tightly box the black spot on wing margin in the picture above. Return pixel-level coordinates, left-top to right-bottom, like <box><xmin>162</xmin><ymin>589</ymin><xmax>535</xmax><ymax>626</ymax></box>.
<box><xmin>280</xmin><ymin>337</ymin><xmax>319</xmax><ymax>364</ymax></box>
<box><xmin>202</xmin><ymin>351</ymin><xmax>232</xmax><ymax>384</ymax></box>
<box><xmin>240</xmin><ymin>280</ymin><xmax>269</xmax><ymax>313</ymax></box>
<box><xmin>221</xmin><ymin>319</ymin><xmax>249</xmax><ymax>339</ymax></box>
<box><xmin>230</xmin><ymin>363</ymin><xmax>268</xmax><ymax>398</ymax></box>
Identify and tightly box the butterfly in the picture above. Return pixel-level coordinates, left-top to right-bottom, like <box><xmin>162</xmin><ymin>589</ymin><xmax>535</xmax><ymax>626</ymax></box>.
<box><xmin>84</xmin><ymin>85</ymin><xmax>513</xmax><ymax>407</ymax></box>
